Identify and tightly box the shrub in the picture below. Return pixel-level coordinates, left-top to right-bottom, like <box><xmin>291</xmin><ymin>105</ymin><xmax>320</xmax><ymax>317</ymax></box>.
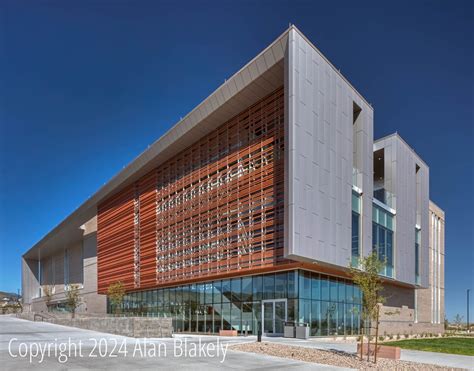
<box><xmin>65</xmin><ymin>284</ymin><xmax>80</xmax><ymax>319</ymax></box>
<box><xmin>107</xmin><ymin>281</ymin><xmax>126</xmax><ymax>315</ymax></box>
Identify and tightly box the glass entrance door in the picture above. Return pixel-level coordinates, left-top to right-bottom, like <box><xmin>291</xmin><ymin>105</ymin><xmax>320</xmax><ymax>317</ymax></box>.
<box><xmin>262</xmin><ymin>299</ymin><xmax>287</xmax><ymax>336</ymax></box>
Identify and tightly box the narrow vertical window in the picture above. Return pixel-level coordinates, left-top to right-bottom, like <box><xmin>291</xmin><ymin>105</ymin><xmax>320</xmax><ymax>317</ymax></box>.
<box><xmin>352</xmin><ymin>102</ymin><xmax>362</xmax><ymax>188</ymax></box>
<box><xmin>38</xmin><ymin>259</ymin><xmax>42</xmax><ymax>298</ymax></box>
<box><xmin>415</xmin><ymin>228</ymin><xmax>421</xmax><ymax>285</ymax></box>
<box><xmin>351</xmin><ymin>191</ymin><xmax>361</xmax><ymax>265</ymax></box>
<box><xmin>415</xmin><ymin>164</ymin><xmax>421</xmax><ymax>286</ymax></box>
<box><xmin>64</xmin><ymin>249</ymin><xmax>69</xmax><ymax>288</ymax></box>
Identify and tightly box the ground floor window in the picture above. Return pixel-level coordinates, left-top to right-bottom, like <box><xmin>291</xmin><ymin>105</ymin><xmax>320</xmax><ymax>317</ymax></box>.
<box><xmin>110</xmin><ymin>270</ymin><xmax>362</xmax><ymax>336</ymax></box>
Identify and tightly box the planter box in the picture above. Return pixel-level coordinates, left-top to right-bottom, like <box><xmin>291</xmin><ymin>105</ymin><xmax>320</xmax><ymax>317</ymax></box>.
<box><xmin>357</xmin><ymin>343</ymin><xmax>400</xmax><ymax>360</ymax></box>
<box><xmin>219</xmin><ymin>330</ymin><xmax>238</xmax><ymax>336</ymax></box>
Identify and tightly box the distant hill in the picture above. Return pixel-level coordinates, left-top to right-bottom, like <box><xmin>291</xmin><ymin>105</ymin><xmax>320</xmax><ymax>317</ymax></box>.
<box><xmin>0</xmin><ymin>291</ymin><xmax>21</xmax><ymax>299</ymax></box>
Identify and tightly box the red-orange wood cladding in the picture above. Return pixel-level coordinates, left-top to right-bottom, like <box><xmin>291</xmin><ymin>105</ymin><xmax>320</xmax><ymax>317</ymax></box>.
<box><xmin>138</xmin><ymin>172</ymin><xmax>157</xmax><ymax>288</ymax></box>
<box><xmin>97</xmin><ymin>87</ymin><xmax>288</xmax><ymax>294</ymax></box>
<box><xmin>97</xmin><ymin>184</ymin><xmax>135</xmax><ymax>292</ymax></box>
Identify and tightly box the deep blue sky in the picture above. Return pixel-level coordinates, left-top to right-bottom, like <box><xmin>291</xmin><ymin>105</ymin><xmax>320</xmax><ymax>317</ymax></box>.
<box><xmin>0</xmin><ymin>1</ymin><xmax>472</xmax><ymax>320</ymax></box>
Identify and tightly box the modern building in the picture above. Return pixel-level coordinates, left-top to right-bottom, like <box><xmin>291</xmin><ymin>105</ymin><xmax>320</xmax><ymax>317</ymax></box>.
<box><xmin>22</xmin><ymin>26</ymin><xmax>445</xmax><ymax>336</ymax></box>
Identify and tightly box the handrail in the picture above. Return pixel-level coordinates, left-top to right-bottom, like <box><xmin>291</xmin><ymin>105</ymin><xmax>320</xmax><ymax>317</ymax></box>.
<box><xmin>33</xmin><ymin>313</ymin><xmax>46</xmax><ymax>322</ymax></box>
<box><xmin>31</xmin><ymin>311</ymin><xmax>57</xmax><ymax>322</ymax></box>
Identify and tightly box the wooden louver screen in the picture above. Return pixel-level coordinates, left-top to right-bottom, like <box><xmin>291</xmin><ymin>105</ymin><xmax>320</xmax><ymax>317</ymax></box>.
<box><xmin>97</xmin><ymin>87</ymin><xmax>288</xmax><ymax>293</ymax></box>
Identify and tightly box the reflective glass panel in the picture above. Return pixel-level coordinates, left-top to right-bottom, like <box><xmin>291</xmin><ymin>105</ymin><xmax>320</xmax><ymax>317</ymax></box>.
<box><xmin>241</xmin><ymin>277</ymin><xmax>252</xmax><ymax>302</ymax></box>
<box><xmin>263</xmin><ymin>274</ymin><xmax>274</xmax><ymax>300</ymax></box>
<box><xmin>274</xmin><ymin>301</ymin><xmax>286</xmax><ymax>334</ymax></box>
<box><xmin>299</xmin><ymin>270</ymin><xmax>311</xmax><ymax>299</ymax></box>
<box><xmin>287</xmin><ymin>271</ymin><xmax>298</xmax><ymax>298</ymax></box>
<box><xmin>231</xmin><ymin>278</ymin><xmax>241</xmax><ymax>302</ymax></box>
<box><xmin>311</xmin><ymin>272</ymin><xmax>321</xmax><ymax>300</ymax></box>
<box><xmin>253</xmin><ymin>275</ymin><xmax>263</xmax><ymax>301</ymax></box>
<box><xmin>321</xmin><ymin>275</ymin><xmax>329</xmax><ymax>300</ymax></box>
<box><xmin>274</xmin><ymin>272</ymin><xmax>287</xmax><ymax>299</ymax></box>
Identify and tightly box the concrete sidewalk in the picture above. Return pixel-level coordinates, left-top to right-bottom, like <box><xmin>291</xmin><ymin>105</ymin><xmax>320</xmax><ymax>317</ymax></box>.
<box><xmin>2</xmin><ymin>316</ymin><xmax>471</xmax><ymax>370</ymax></box>
<box><xmin>0</xmin><ymin>315</ymin><xmax>350</xmax><ymax>370</ymax></box>
<box><xmin>401</xmin><ymin>349</ymin><xmax>474</xmax><ymax>370</ymax></box>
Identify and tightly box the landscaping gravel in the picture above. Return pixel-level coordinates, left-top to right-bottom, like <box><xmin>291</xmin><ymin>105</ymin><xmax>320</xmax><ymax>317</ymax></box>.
<box><xmin>230</xmin><ymin>342</ymin><xmax>466</xmax><ymax>370</ymax></box>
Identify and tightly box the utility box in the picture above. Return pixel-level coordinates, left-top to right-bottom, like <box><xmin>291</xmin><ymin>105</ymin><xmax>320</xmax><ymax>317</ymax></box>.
<box><xmin>295</xmin><ymin>324</ymin><xmax>309</xmax><ymax>339</ymax></box>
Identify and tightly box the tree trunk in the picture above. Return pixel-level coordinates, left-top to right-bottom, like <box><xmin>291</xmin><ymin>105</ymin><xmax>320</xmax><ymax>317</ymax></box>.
<box><xmin>359</xmin><ymin>318</ymin><xmax>364</xmax><ymax>360</ymax></box>
<box><xmin>366</xmin><ymin>317</ymin><xmax>370</xmax><ymax>362</ymax></box>
<box><xmin>374</xmin><ymin>305</ymin><xmax>380</xmax><ymax>364</ymax></box>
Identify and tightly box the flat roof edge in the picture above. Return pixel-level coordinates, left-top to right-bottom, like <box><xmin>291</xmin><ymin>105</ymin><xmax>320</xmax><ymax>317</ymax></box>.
<box><xmin>374</xmin><ymin>132</ymin><xmax>429</xmax><ymax>168</ymax></box>
<box><xmin>290</xmin><ymin>26</ymin><xmax>373</xmax><ymax>111</ymax></box>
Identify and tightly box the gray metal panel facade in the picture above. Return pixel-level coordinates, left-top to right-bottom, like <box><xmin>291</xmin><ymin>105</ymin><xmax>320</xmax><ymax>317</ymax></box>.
<box><xmin>284</xmin><ymin>28</ymin><xmax>374</xmax><ymax>268</ymax></box>
<box><xmin>374</xmin><ymin>135</ymin><xmax>430</xmax><ymax>286</ymax></box>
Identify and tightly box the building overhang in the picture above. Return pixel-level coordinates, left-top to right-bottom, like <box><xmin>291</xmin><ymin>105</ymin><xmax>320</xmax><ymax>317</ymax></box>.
<box><xmin>22</xmin><ymin>25</ymin><xmax>372</xmax><ymax>263</ymax></box>
<box><xmin>23</xmin><ymin>28</ymin><xmax>290</xmax><ymax>261</ymax></box>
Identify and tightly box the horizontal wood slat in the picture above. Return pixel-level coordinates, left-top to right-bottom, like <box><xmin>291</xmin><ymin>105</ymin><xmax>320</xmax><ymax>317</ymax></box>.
<box><xmin>97</xmin><ymin>87</ymin><xmax>288</xmax><ymax>294</ymax></box>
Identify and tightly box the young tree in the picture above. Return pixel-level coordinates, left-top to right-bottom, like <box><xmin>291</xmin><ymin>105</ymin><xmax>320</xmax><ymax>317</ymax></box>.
<box><xmin>453</xmin><ymin>314</ymin><xmax>464</xmax><ymax>332</ymax></box>
<box><xmin>107</xmin><ymin>281</ymin><xmax>126</xmax><ymax>315</ymax></box>
<box><xmin>349</xmin><ymin>252</ymin><xmax>385</xmax><ymax>363</ymax></box>
<box><xmin>65</xmin><ymin>284</ymin><xmax>80</xmax><ymax>319</ymax></box>
<box><xmin>43</xmin><ymin>285</ymin><xmax>53</xmax><ymax>312</ymax></box>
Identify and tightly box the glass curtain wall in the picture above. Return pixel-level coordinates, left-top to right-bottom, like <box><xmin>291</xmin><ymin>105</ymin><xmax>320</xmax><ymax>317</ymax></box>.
<box><xmin>114</xmin><ymin>270</ymin><xmax>362</xmax><ymax>337</ymax></box>
<box><xmin>372</xmin><ymin>204</ymin><xmax>395</xmax><ymax>277</ymax></box>
<box><xmin>297</xmin><ymin>271</ymin><xmax>362</xmax><ymax>336</ymax></box>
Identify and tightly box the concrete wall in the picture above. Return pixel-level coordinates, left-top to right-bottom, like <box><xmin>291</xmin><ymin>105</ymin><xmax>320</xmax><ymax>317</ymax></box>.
<box><xmin>374</xmin><ymin>135</ymin><xmax>430</xmax><ymax>287</ymax></box>
<box><xmin>21</xmin><ymin>258</ymin><xmax>40</xmax><ymax>307</ymax></box>
<box><xmin>18</xmin><ymin>314</ymin><xmax>172</xmax><ymax>338</ymax></box>
<box><xmin>82</xmin><ymin>231</ymin><xmax>106</xmax><ymax>313</ymax></box>
<box><xmin>22</xmin><ymin>216</ymin><xmax>106</xmax><ymax>314</ymax></box>
<box><xmin>379</xmin><ymin>201</ymin><xmax>445</xmax><ymax>335</ymax></box>
<box><xmin>378</xmin><ymin>282</ymin><xmax>444</xmax><ymax>335</ymax></box>
<box><xmin>284</xmin><ymin>28</ymin><xmax>374</xmax><ymax>267</ymax></box>
<box><xmin>415</xmin><ymin>201</ymin><xmax>445</xmax><ymax>326</ymax></box>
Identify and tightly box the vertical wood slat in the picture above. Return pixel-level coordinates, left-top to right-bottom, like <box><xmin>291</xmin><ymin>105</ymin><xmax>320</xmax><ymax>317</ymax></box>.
<box><xmin>97</xmin><ymin>184</ymin><xmax>135</xmax><ymax>292</ymax></box>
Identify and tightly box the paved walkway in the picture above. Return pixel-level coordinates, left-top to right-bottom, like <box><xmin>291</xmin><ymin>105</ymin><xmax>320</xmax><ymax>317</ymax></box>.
<box><xmin>167</xmin><ymin>335</ymin><xmax>474</xmax><ymax>369</ymax></box>
<box><xmin>253</xmin><ymin>336</ymin><xmax>474</xmax><ymax>370</ymax></box>
<box><xmin>401</xmin><ymin>349</ymin><xmax>474</xmax><ymax>370</ymax></box>
<box><xmin>2</xmin><ymin>316</ymin><xmax>472</xmax><ymax>370</ymax></box>
<box><xmin>0</xmin><ymin>315</ymin><xmax>348</xmax><ymax>370</ymax></box>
